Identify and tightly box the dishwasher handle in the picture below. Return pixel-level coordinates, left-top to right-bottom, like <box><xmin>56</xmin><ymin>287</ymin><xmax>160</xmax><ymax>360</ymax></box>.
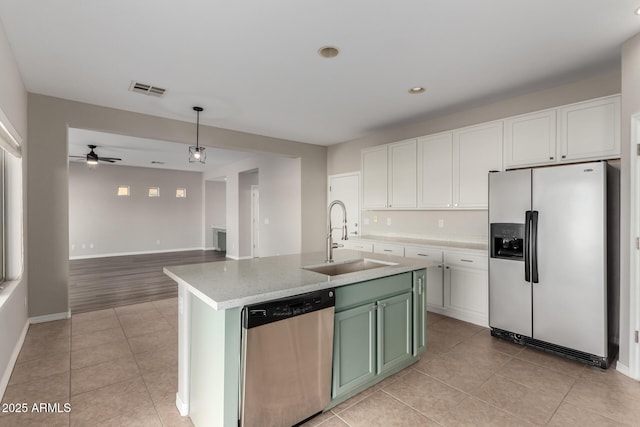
<box><xmin>243</xmin><ymin>288</ymin><xmax>335</xmax><ymax>329</ymax></box>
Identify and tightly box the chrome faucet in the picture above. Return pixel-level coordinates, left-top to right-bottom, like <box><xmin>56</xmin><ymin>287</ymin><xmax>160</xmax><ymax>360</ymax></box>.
<box><xmin>327</xmin><ymin>200</ymin><xmax>348</xmax><ymax>263</ymax></box>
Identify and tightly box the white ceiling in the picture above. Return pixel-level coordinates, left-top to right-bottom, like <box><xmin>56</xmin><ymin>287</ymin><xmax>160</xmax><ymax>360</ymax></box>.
<box><xmin>68</xmin><ymin>128</ymin><xmax>255</xmax><ymax>173</ymax></box>
<box><xmin>1</xmin><ymin>1</ymin><xmax>639</xmax><ymax>146</ymax></box>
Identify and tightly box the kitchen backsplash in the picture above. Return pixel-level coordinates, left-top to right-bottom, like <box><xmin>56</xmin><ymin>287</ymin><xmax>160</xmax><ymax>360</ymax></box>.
<box><xmin>360</xmin><ymin>210</ymin><xmax>488</xmax><ymax>243</ymax></box>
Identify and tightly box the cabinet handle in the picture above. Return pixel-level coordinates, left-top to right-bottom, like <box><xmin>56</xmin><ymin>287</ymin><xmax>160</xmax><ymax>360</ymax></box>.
<box><xmin>549</xmin><ymin>156</ymin><xmax>554</xmax><ymax>160</ymax></box>
<box><xmin>388</xmin><ymin>204</ymin><xmax>392</xmax><ymax>207</ymax></box>
<box><xmin>445</xmin><ymin>266</ymin><xmax>450</xmax><ymax>269</ymax></box>
<box><xmin>371</xmin><ymin>305</ymin><xmax>378</xmax><ymax>311</ymax></box>
<box><xmin>383</xmin><ymin>249</ymin><xmax>392</xmax><ymax>252</ymax></box>
<box><xmin>561</xmin><ymin>155</ymin><xmax>566</xmax><ymax>159</ymax></box>
<box><xmin>437</xmin><ymin>264</ymin><xmax>443</xmax><ymax>268</ymax></box>
<box><xmin>379</xmin><ymin>303</ymin><xmax>387</xmax><ymax>308</ymax></box>
<box><xmin>460</xmin><ymin>259</ymin><xmax>473</xmax><ymax>263</ymax></box>
<box><xmin>447</xmin><ymin>204</ymin><xmax>451</xmax><ymax>207</ymax></box>
<box><xmin>454</xmin><ymin>204</ymin><xmax>458</xmax><ymax>207</ymax></box>
<box><xmin>418</xmin><ymin>277</ymin><xmax>423</xmax><ymax>295</ymax></box>
<box><xmin>417</xmin><ymin>253</ymin><xmax>429</xmax><ymax>257</ymax></box>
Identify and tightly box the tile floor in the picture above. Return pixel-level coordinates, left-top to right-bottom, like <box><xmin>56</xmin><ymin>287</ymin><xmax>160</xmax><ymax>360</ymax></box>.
<box><xmin>1</xmin><ymin>304</ymin><xmax>639</xmax><ymax>426</ymax></box>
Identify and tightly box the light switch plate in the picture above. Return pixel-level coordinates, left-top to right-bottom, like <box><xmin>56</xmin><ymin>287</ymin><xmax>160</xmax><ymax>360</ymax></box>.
<box><xmin>386</xmin><ymin>218</ymin><xmax>392</xmax><ymax>226</ymax></box>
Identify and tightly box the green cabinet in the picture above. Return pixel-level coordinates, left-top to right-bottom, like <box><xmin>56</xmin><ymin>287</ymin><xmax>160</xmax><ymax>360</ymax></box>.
<box><xmin>331</xmin><ymin>270</ymin><xmax>426</xmax><ymax>404</ymax></box>
<box><xmin>413</xmin><ymin>270</ymin><xmax>427</xmax><ymax>356</ymax></box>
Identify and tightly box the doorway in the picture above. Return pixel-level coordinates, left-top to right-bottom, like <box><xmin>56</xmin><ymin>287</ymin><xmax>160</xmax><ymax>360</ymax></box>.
<box><xmin>328</xmin><ymin>172</ymin><xmax>360</xmax><ymax>240</ymax></box>
<box><xmin>251</xmin><ymin>185</ymin><xmax>259</xmax><ymax>258</ymax></box>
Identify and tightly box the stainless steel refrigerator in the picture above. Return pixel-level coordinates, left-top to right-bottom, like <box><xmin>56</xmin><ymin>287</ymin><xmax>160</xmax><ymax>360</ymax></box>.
<box><xmin>488</xmin><ymin>161</ymin><xmax>619</xmax><ymax>368</ymax></box>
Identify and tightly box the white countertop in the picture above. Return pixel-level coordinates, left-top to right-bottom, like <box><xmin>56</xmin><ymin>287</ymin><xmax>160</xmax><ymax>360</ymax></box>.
<box><xmin>163</xmin><ymin>250</ymin><xmax>430</xmax><ymax>311</ymax></box>
<box><xmin>357</xmin><ymin>235</ymin><xmax>488</xmax><ymax>254</ymax></box>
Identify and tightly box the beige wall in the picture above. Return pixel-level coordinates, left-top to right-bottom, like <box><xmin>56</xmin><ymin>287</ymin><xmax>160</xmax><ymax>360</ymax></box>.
<box><xmin>27</xmin><ymin>94</ymin><xmax>326</xmax><ymax>317</ymax></box>
<box><xmin>0</xmin><ymin>18</ymin><xmax>28</xmax><ymax>397</ymax></box>
<box><xmin>619</xmin><ymin>34</ymin><xmax>640</xmax><ymax>370</ymax></box>
<box><xmin>204</xmin><ymin>181</ymin><xmax>226</xmax><ymax>249</ymax></box>
<box><xmin>69</xmin><ymin>163</ymin><xmax>205</xmax><ymax>257</ymax></box>
<box><xmin>328</xmin><ymin>71</ymin><xmax>621</xmax><ymax>176</ymax></box>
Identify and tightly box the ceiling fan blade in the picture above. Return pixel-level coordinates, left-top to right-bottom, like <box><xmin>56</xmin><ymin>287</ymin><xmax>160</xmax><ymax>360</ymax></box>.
<box><xmin>100</xmin><ymin>159</ymin><xmax>116</xmax><ymax>163</ymax></box>
<box><xmin>100</xmin><ymin>157</ymin><xmax>122</xmax><ymax>161</ymax></box>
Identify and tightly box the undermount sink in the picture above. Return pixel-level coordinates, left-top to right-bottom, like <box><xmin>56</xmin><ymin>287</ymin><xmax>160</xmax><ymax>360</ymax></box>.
<box><xmin>303</xmin><ymin>258</ymin><xmax>397</xmax><ymax>276</ymax></box>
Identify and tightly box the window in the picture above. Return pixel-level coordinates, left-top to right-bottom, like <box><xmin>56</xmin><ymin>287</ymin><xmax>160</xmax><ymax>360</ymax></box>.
<box><xmin>0</xmin><ymin>107</ymin><xmax>23</xmax><ymax>284</ymax></box>
<box><xmin>148</xmin><ymin>187</ymin><xmax>160</xmax><ymax>197</ymax></box>
<box><xmin>176</xmin><ymin>188</ymin><xmax>186</xmax><ymax>198</ymax></box>
<box><xmin>117</xmin><ymin>185</ymin><xmax>130</xmax><ymax>196</ymax></box>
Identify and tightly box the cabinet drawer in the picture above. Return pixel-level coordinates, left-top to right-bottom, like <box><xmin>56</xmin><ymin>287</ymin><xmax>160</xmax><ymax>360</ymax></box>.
<box><xmin>373</xmin><ymin>243</ymin><xmax>405</xmax><ymax>257</ymax></box>
<box><xmin>444</xmin><ymin>252</ymin><xmax>488</xmax><ymax>270</ymax></box>
<box><xmin>342</xmin><ymin>241</ymin><xmax>374</xmax><ymax>252</ymax></box>
<box><xmin>404</xmin><ymin>247</ymin><xmax>443</xmax><ymax>262</ymax></box>
<box><xmin>335</xmin><ymin>272</ymin><xmax>411</xmax><ymax>312</ymax></box>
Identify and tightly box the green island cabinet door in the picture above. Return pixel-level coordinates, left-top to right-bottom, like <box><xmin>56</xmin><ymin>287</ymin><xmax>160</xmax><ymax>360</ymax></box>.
<box><xmin>413</xmin><ymin>270</ymin><xmax>427</xmax><ymax>356</ymax></box>
<box><xmin>377</xmin><ymin>291</ymin><xmax>413</xmax><ymax>375</ymax></box>
<box><xmin>332</xmin><ymin>303</ymin><xmax>377</xmax><ymax>398</ymax></box>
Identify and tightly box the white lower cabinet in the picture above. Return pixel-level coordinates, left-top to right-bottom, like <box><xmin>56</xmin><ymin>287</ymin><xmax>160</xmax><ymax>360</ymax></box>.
<box><xmin>443</xmin><ymin>252</ymin><xmax>488</xmax><ymax>327</ymax></box>
<box><xmin>404</xmin><ymin>247</ymin><xmax>444</xmax><ymax>309</ymax></box>
<box><xmin>340</xmin><ymin>240</ymin><xmax>374</xmax><ymax>252</ymax></box>
<box><xmin>373</xmin><ymin>243</ymin><xmax>404</xmax><ymax>257</ymax></box>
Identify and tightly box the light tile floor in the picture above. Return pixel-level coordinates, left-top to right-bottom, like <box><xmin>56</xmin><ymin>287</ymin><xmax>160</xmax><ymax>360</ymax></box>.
<box><xmin>1</xmin><ymin>303</ymin><xmax>639</xmax><ymax>426</ymax></box>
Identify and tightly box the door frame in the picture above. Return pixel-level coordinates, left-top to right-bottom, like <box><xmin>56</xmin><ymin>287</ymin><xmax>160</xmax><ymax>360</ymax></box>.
<box><xmin>250</xmin><ymin>185</ymin><xmax>259</xmax><ymax>258</ymax></box>
<box><xmin>629</xmin><ymin>114</ymin><xmax>640</xmax><ymax>379</ymax></box>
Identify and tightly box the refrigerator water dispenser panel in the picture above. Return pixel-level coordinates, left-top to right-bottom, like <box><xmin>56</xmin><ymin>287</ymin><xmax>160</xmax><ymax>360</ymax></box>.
<box><xmin>490</xmin><ymin>223</ymin><xmax>525</xmax><ymax>260</ymax></box>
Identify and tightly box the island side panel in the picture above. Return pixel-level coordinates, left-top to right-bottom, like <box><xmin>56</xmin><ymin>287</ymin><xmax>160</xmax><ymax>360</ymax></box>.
<box><xmin>176</xmin><ymin>283</ymin><xmax>191</xmax><ymax>415</ymax></box>
<box><xmin>189</xmin><ymin>292</ymin><xmax>241</xmax><ymax>427</ymax></box>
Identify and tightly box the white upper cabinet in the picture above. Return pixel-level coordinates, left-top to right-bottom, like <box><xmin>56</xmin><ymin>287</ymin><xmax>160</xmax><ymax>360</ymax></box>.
<box><xmin>361</xmin><ymin>146</ymin><xmax>388</xmax><ymax>209</ymax></box>
<box><xmin>558</xmin><ymin>95</ymin><xmax>620</xmax><ymax>162</ymax></box>
<box><xmin>453</xmin><ymin>121</ymin><xmax>503</xmax><ymax>209</ymax></box>
<box><xmin>417</xmin><ymin>132</ymin><xmax>453</xmax><ymax>208</ymax></box>
<box><xmin>388</xmin><ymin>139</ymin><xmax>417</xmax><ymax>208</ymax></box>
<box><xmin>504</xmin><ymin>109</ymin><xmax>557</xmax><ymax>168</ymax></box>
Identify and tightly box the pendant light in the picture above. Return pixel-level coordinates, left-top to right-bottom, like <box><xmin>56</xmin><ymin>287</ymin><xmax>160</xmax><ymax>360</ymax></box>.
<box><xmin>189</xmin><ymin>106</ymin><xmax>206</xmax><ymax>163</ymax></box>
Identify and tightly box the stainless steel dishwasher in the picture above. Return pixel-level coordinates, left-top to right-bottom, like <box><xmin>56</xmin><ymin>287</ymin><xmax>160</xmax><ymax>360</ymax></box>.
<box><xmin>240</xmin><ymin>288</ymin><xmax>335</xmax><ymax>427</ymax></box>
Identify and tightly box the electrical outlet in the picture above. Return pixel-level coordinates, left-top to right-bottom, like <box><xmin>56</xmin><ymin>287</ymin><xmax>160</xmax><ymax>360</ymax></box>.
<box><xmin>438</xmin><ymin>219</ymin><xmax>444</xmax><ymax>228</ymax></box>
<box><xmin>81</xmin><ymin>243</ymin><xmax>86</xmax><ymax>249</ymax></box>
<box><xmin>264</xmin><ymin>218</ymin><xmax>269</xmax><ymax>225</ymax></box>
<box><xmin>373</xmin><ymin>215</ymin><xmax>378</xmax><ymax>224</ymax></box>
<box><xmin>386</xmin><ymin>217</ymin><xmax>392</xmax><ymax>226</ymax></box>
<box><xmin>90</xmin><ymin>243</ymin><xmax>94</xmax><ymax>249</ymax></box>
<box><xmin>71</xmin><ymin>244</ymin><xmax>75</xmax><ymax>250</ymax></box>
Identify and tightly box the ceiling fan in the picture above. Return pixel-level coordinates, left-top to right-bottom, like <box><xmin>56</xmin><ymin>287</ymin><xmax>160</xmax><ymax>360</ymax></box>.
<box><xmin>69</xmin><ymin>144</ymin><xmax>122</xmax><ymax>165</ymax></box>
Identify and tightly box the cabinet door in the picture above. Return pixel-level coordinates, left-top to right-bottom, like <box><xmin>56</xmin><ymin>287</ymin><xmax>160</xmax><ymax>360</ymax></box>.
<box><xmin>558</xmin><ymin>95</ymin><xmax>620</xmax><ymax>161</ymax></box>
<box><xmin>332</xmin><ymin>304</ymin><xmax>377</xmax><ymax>399</ymax></box>
<box><xmin>377</xmin><ymin>292</ymin><xmax>412</xmax><ymax>375</ymax></box>
<box><xmin>453</xmin><ymin>121</ymin><xmax>503</xmax><ymax>209</ymax></box>
<box><xmin>426</xmin><ymin>264</ymin><xmax>444</xmax><ymax>309</ymax></box>
<box><xmin>361</xmin><ymin>146</ymin><xmax>388</xmax><ymax>209</ymax></box>
<box><xmin>388</xmin><ymin>139</ymin><xmax>417</xmax><ymax>208</ymax></box>
<box><xmin>444</xmin><ymin>265</ymin><xmax>488</xmax><ymax>323</ymax></box>
<box><xmin>412</xmin><ymin>271</ymin><xmax>427</xmax><ymax>356</ymax></box>
<box><xmin>417</xmin><ymin>133</ymin><xmax>453</xmax><ymax>208</ymax></box>
<box><xmin>504</xmin><ymin>110</ymin><xmax>557</xmax><ymax>168</ymax></box>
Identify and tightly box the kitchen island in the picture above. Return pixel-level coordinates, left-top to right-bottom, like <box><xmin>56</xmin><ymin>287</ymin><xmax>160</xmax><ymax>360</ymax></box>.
<box><xmin>164</xmin><ymin>249</ymin><xmax>430</xmax><ymax>427</ymax></box>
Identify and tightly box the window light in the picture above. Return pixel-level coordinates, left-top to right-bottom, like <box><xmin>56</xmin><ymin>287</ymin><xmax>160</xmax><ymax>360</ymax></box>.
<box><xmin>148</xmin><ymin>187</ymin><xmax>160</xmax><ymax>197</ymax></box>
<box><xmin>176</xmin><ymin>188</ymin><xmax>187</xmax><ymax>198</ymax></box>
<box><xmin>117</xmin><ymin>185</ymin><xmax>130</xmax><ymax>197</ymax></box>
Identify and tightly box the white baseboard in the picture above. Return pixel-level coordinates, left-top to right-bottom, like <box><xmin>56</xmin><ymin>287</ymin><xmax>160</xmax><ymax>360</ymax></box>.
<box><xmin>616</xmin><ymin>361</ymin><xmax>630</xmax><ymax>377</ymax></box>
<box><xmin>0</xmin><ymin>319</ymin><xmax>29</xmax><ymax>399</ymax></box>
<box><xmin>29</xmin><ymin>311</ymin><xmax>71</xmax><ymax>324</ymax></box>
<box><xmin>69</xmin><ymin>247</ymin><xmax>207</xmax><ymax>260</ymax></box>
<box><xmin>226</xmin><ymin>255</ymin><xmax>251</xmax><ymax>260</ymax></box>
<box><xmin>176</xmin><ymin>392</ymin><xmax>189</xmax><ymax>416</ymax></box>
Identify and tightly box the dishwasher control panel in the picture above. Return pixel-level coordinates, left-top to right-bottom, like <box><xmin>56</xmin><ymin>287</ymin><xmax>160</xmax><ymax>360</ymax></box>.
<box><xmin>243</xmin><ymin>289</ymin><xmax>335</xmax><ymax>329</ymax></box>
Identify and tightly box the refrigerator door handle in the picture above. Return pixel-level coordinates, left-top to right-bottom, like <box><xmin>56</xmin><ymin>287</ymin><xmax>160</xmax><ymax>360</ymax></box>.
<box><xmin>525</xmin><ymin>210</ymin><xmax>531</xmax><ymax>282</ymax></box>
<box><xmin>531</xmin><ymin>210</ymin><xmax>539</xmax><ymax>283</ymax></box>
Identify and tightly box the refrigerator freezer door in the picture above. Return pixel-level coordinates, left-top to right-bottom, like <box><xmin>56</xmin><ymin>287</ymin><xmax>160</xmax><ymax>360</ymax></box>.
<box><xmin>488</xmin><ymin>169</ymin><xmax>532</xmax><ymax>336</ymax></box>
<box><xmin>532</xmin><ymin>162</ymin><xmax>607</xmax><ymax>357</ymax></box>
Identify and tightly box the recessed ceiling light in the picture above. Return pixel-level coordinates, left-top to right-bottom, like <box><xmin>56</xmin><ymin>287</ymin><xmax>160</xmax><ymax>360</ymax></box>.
<box><xmin>318</xmin><ymin>46</ymin><xmax>340</xmax><ymax>58</ymax></box>
<box><xmin>408</xmin><ymin>87</ymin><xmax>426</xmax><ymax>94</ymax></box>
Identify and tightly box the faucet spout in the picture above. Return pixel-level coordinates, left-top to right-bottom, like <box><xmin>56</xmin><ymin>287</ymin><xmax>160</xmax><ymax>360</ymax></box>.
<box><xmin>326</xmin><ymin>200</ymin><xmax>348</xmax><ymax>263</ymax></box>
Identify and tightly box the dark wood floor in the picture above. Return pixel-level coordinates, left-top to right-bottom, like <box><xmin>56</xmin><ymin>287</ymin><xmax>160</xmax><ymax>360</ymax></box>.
<box><xmin>69</xmin><ymin>250</ymin><xmax>227</xmax><ymax>314</ymax></box>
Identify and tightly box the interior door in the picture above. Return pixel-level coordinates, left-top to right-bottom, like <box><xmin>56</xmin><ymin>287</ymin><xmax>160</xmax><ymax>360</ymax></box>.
<box><xmin>532</xmin><ymin>162</ymin><xmax>607</xmax><ymax>356</ymax></box>
<box><xmin>488</xmin><ymin>169</ymin><xmax>532</xmax><ymax>337</ymax></box>
<box><xmin>328</xmin><ymin>173</ymin><xmax>360</xmax><ymax>241</ymax></box>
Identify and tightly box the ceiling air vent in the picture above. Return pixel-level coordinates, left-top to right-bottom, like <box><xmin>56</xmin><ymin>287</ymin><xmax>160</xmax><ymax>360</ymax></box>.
<box><xmin>129</xmin><ymin>81</ymin><xmax>166</xmax><ymax>97</ymax></box>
